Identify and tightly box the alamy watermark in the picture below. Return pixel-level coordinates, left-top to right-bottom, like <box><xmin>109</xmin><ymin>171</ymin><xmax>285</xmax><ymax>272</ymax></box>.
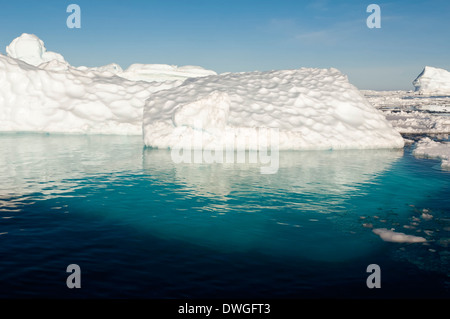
<box><xmin>366</xmin><ymin>4</ymin><xmax>381</xmax><ymax>29</ymax></box>
<box><xmin>366</xmin><ymin>264</ymin><xmax>381</xmax><ymax>288</ymax></box>
<box><xmin>66</xmin><ymin>4</ymin><xmax>81</xmax><ymax>29</ymax></box>
<box><xmin>170</xmin><ymin>127</ymin><xmax>280</xmax><ymax>175</ymax></box>
<box><xmin>66</xmin><ymin>264</ymin><xmax>81</xmax><ymax>288</ymax></box>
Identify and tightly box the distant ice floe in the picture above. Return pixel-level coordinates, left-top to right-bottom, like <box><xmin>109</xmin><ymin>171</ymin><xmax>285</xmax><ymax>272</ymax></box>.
<box><xmin>413</xmin><ymin>137</ymin><xmax>450</xmax><ymax>169</ymax></box>
<box><xmin>413</xmin><ymin>66</ymin><xmax>450</xmax><ymax>96</ymax></box>
<box><xmin>363</xmin><ymin>90</ymin><xmax>450</xmax><ymax>134</ymax></box>
<box><xmin>372</xmin><ymin>228</ymin><xmax>427</xmax><ymax>243</ymax></box>
<box><xmin>383</xmin><ymin>110</ymin><xmax>450</xmax><ymax>134</ymax></box>
<box><xmin>363</xmin><ymin>67</ymin><xmax>450</xmax><ymax>136</ymax></box>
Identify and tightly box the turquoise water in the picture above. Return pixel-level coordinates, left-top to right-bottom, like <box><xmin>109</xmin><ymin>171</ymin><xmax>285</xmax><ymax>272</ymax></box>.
<box><xmin>0</xmin><ymin>133</ymin><xmax>449</xmax><ymax>298</ymax></box>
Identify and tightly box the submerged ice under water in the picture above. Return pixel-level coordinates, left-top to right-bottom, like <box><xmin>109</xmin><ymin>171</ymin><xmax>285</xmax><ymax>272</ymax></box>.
<box><xmin>0</xmin><ymin>133</ymin><xmax>449</xmax><ymax>298</ymax></box>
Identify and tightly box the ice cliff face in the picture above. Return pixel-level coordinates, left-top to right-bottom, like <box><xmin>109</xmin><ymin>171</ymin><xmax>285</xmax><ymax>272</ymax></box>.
<box><xmin>0</xmin><ymin>33</ymin><xmax>404</xmax><ymax>150</ymax></box>
<box><xmin>413</xmin><ymin>66</ymin><xmax>450</xmax><ymax>95</ymax></box>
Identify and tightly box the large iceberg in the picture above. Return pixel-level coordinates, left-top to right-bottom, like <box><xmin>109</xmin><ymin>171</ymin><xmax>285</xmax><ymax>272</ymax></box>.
<box><xmin>6</xmin><ymin>33</ymin><xmax>217</xmax><ymax>81</ymax></box>
<box><xmin>143</xmin><ymin>68</ymin><xmax>404</xmax><ymax>150</ymax></box>
<box><xmin>0</xmin><ymin>51</ymin><xmax>182</xmax><ymax>134</ymax></box>
<box><xmin>0</xmin><ymin>33</ymin><xmax>215</xmax><ymax>134</ymax></box>
<box><xmin>1</xmin><ymin>33</ymin><xmax>404</xmax><ymax>150</ymax></box>
<box><xmin>413</xmin><ymin>66</ymin><xmax>450</xmax><ymax>95</ymax></box>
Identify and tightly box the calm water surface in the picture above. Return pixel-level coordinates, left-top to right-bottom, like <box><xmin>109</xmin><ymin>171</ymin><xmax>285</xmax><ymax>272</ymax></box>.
<box><xmin>0</xmin><ymin>133</ymin><xmax>449</xmax><ymax>298</ymax></box>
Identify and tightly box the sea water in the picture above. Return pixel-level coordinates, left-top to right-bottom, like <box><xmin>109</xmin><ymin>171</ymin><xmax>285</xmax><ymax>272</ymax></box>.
<box><xmin>0</xmin><ymin>133</ymin><xmax>449</xmax><ymax>298</ymax></box>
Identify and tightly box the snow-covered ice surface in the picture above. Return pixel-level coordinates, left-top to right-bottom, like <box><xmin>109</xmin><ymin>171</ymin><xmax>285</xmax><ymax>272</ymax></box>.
<box><xmin>119</xmin><ymin>63</ymin><xmax>217</xmax><ymax>82</ymax></box>
<box><xmin>6</xmin><ymin>33</ymin><xmax>66</xmax><ymax>67</ymax></box>
<box><xmin>76</xmin><ymin>63</ymin><xmax>217</xmax><ymax>82</ymax></box>
<box><xmin>6</xmin><ymin>33</ymin><xmax>217</xmax><ymax>82</ymax></box>
<box><xmin>413</xmin><ymin>66</ymin><xmax>450</xmax><ymax>95</ymax></box>
<box><xmin>0</xmin><ymin>34</ymin><xmax>404</xmax><ymax>150</ymax></box>
<box><xmin>0</xmin><ymin>52</ymin><xmax>183</xmax><ymax>134</ymax></box>
<box><xmin>0</xmin><ymin>33</ymin><xmax>217</xmax><ymax>134</ymax></box>
<box><xmin>143</xmin><ymin>68</ymin><xmax>404</xmax><ymax>150</ymax></box>
<box><xmin>6</xmin><ymin>33</ymin><xmax>450</xmax><ymax>155</ymax></box>
<box><xmin>413</xmin><ymin>137</ymin><xmax>450</xmax><ymax>169</ymax></box>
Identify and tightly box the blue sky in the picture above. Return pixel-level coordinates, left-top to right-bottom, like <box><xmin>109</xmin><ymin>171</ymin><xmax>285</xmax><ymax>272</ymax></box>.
<box><xmin>0</xmin><ymin>0</ymin><xmax>449</xmax><ymax>90</ymax></box>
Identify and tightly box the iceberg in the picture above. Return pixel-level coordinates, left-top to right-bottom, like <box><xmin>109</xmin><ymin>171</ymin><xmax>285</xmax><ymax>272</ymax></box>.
<box><xmin>413</xmin><ymin>66</ymin><xmax>450</xmax><ymax>95</ymax></box>
<box><xmin>5</xmin><ymin>33</ymin><xmax>217</xmax><ymax>81</ymax></box>
<box><xmin>6</xmin><ymin>33</ymin><xmax>67</xmax><ymax>67</ymax></box>
<box><xmin>0</xmin><ymin>34</ymin><xmax>216</xmax><ymax>134</ymax></box>
<box><xmin>0</xmin><ymin>51</ymin><xmax>182</xmax><ymax>134</ymax></box>
<box><xmin>143</xmin><ymin>68</ymin><xmax>404</xmax><ymax>150</ymax></box>
<box><xmin>1</xmin><ymin>33</ymin><xmax>404</xmax><ymax>150</ymax></box>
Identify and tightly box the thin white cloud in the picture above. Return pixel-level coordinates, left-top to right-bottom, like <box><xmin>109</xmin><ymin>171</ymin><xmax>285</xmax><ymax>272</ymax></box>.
<box><xmin>268</xmin><ymin>17</ymin><xmax>365</xmax><ymax>46</ymax></box>
<box><xmin>295</xmin><ymin>30</ymin><xmax>329</xmax><ymax>41</ymax></box>
<box><xmin>307</xmin><ymin>0</ymin><xmax>330</xmax><ymax>11</ymax></box>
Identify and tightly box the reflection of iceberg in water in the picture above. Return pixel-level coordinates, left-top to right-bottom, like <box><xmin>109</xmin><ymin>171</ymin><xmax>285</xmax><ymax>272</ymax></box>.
<box><xmin>0</xmin><ymin>133</ymin><xmax>403</xmax><ymax>262</ymax></box>
<box><xmin>143</xmin><ymin>148</ymin><xmax>403</xmax><ymax>202</ymax></box>
<box><xmin>142</xmin><ymin>148</ymin><xmax>403</xmax><ymax>261</ymax></box>
<box><xmin>0</xmin><ymin>133</ymin><xmax>143</xmax><ymax>201</ymax></box>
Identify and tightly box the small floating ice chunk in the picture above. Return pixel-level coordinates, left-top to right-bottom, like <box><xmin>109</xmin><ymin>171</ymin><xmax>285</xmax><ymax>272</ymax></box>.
<box><xmin>372</xmin><ymin>228</ymin><xmax>427</xmax><ymax>243</ymax></box>
<box><xmin>276</xmin><ymin>222</ymin><xmax>289</xmax><ymax>226</ymax></box>
<box><xmin>413</xmin><ymin>137</ymin><xmax>450</xmax><ymax>169</ymax></box>
<box><xmin>421</xmin><ymin>212</ymin><xmax>433</xmax><ymax>220</ymax></box>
